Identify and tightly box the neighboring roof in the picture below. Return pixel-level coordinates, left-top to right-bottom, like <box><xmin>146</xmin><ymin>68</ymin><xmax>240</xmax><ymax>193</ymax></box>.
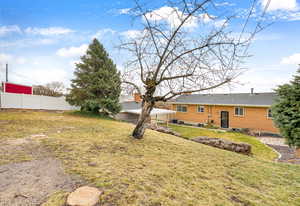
<box><xmin>124</xmin><ymin>108</ymin><xmax>176</xmax><ymax>115</ymax></box>
<box><xmin>120</xmin><ymin>101</ymin><xmax>176</xmax><ymax>115</ymax></box>
<box><xmin>119</xmin><ymin>95</ymin><xmax>134</xmax><ymax>103</ymax></box>
<box><xmin>121</xmin><ymin>101</ymin><xmax>142</xmax><ymax>110</ymax></box>
<box><xmin>171</xmin><ymin>92</ymin><xmax>277</xmax><ymax>107</ymax></box>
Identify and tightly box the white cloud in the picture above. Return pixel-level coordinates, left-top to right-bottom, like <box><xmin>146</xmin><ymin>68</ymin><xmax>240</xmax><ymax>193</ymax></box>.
<box><xmin>25</xmin><ymin>27</ymin><xmax>74</xmax><ymax>36</ymax></box>
<box><xmin>286</xmin><ymin>11</ymin><xmax>300</xmax><ymax>20</ymax></box>
<box><xmin>144</xmin><ymin>6</ymin><xmax>198</xmax><ymax>28</ymax></box>
<box><xmin>16</xmin><ymin>57</ymin><xmax>27</xmax><ymax>64</ymax></box>
<box><xmin>119</xmin><ymin>8</ymin><xmax>131</xmax><ymax>14</ymax></box>
<box><xmin>0</xmin><ymin>53</ymin><xmax>27</xmax><ymax>65</ymax></box>
<box><xmin>0</xmin><ymin>38</ymin><xmax>57</xmax><ymax>48</ymax></box>
<box><xmin>92</xmin><ymin>28</ymin><xmax>116</xmax><ymax>39</ymax></box>
<box><xmin>3</xmin><ymin>55</ymin><xmax>74</xmax><ymax>86</ymax></box>
<box><xmin>261</xmin><ymin>0</ymin><xmax>298</xmax><ymax>12</ymax></box>
<box><xmin>56</xmin><ymin>44</ymin><xmax>88</xmax><ymax>58</ymax></box>
<box><xmin>215</xmin><ymin>2</ymin><xmax>235</xmax><ymax>7</ymax></box>
<box><xmin>0</xmin><ymin>53</ymin><xmax>13</xmax><ymax>62</ymax></box>
<box><xmin>281</xmin><ymin>53</ymin><xmax>300</xmax><ymax>65</ymax></box>
<box><xmin>0</xmin><ymin>25</ymin><xmax>21</xmax><ymax>36</ymax></box>
<box><xmin>120</xmin><ymin>30</ymin><xmax>143</xmax><ymax>39</ymax></box>
<box><xmin>214</xmin><ymin>19</ymin><xmax>228</xmax><ymax>28</ymax></box>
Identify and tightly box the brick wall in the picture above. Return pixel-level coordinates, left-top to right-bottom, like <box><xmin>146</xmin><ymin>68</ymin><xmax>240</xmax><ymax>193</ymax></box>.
<box><xmin>171</xmin><ymin>104</ymin><xmax>279</xmax><ymax>133</ymax></box>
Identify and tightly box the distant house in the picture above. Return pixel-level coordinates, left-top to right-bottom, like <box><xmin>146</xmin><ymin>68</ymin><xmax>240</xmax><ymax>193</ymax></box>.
<box><xmin>116</xmin><ymin>94</ymin><xmax>176</xmax><ymax>125</ymax></box>
<box><xmin>169</xmin><ymin>92</ymin><xmax>278</xmax><ymax>134</ymax></box>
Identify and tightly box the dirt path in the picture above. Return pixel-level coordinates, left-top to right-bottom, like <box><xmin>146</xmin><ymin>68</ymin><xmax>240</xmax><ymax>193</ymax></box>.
<box><xmin>0</xmin><ymin>135</ymin><xmax>82</xmax><ymax>206</ymax></box>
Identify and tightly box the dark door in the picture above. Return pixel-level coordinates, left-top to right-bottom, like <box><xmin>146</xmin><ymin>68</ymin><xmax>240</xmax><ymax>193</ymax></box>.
<box><xmin>220</xmin><ymin>111</ymin><xmax>229</xmax><ymax>128</ymax></box>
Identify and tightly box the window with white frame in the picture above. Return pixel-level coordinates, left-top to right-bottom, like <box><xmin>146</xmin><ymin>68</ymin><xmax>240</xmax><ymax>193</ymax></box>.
<box><xmin>267</xmin><ymin>108</ymin><xmax>273</xmax><ymax>118</ymax></box>
<box><xmin>176</xmin><ymin>105</ymin><xmax>187</xmax><ymax>112</ymax></box>
<box><xmin>234</xmin><ymin>107</ymin><xmax>244</xmax><ymax>116</ymax></box>
<box><xmin>197</xmin><ymin>105</ymin><xmax>204</xmax><ymax>113</ymax></box>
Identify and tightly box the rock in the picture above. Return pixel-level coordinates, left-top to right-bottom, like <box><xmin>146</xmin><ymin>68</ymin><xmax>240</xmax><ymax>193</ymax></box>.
<box><xmin>148</xmin><ymin>125</ymin><xmax>181</xmax><ymax>137</ymax></box>
<box><xmin>67</xmin><ymin>186</ymin><xmax>103</xmax><ymax>206</ymax></box>
<box><xmin>192</xmin><ymin>137</ymin><xmax>252</xmax><ymax>155</ymax></box>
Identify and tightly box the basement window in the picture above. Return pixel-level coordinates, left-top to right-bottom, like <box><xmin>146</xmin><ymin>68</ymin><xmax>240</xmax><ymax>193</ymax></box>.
<box><xmin>176</xmin><ymin>105</ymin><xmax>187</xmax><ymax>112</ymax></box>
<box><xmin>234</xmin><ymin>107</ymin><xmax>244</xmax><ymax>116</ymax></box>
<box><xmin>197</xmin><ymin>105</ymin><xmax>205</xmax><ymax>113</ymax></box>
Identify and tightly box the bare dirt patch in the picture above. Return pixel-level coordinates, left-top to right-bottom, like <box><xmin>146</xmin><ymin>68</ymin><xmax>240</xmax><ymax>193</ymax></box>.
<box><xmin>0</xmin><ymin>135</ymin><xmax>83</xmax><ymax>206</ymax></box>
<box><xmin>0</xmin><ymin>158</ymin><xmax>79</xmax><ymax>206</ymax></box>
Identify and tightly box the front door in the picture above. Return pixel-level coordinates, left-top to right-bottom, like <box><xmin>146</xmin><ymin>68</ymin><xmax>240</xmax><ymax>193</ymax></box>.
<box><xmin>220</xmin><ymin>111</ymin><xmax>229</xmax><ymax>128</ymax></box>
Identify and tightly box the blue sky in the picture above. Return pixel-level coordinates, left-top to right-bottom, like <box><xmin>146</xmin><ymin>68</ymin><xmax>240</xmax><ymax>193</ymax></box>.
<box><xmin>0</xmin><ymin>0</ymin><xmax>300</xmax><ymax>93</ymax></box>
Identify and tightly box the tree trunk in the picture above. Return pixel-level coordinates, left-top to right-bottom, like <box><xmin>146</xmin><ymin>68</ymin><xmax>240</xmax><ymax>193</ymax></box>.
<box><xmin>132</xmin><ymin>101</ymin><xmax>154</xmax><ymax>139</ymax></box>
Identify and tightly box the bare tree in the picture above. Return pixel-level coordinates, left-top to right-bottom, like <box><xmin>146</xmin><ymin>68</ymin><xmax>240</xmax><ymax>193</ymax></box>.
<box><xmin>121</xmin><ymin>0</ymin><xmax>270</xmax><ymax>139</ymax></box>
<box><xmin>45</xmin><ymin>81</ymin><xmax>65</xmax><ymax>95</ymax></box>
<box><xmin>33</xmin><ymin>81</ymin><xmax>65</xmax><ymax>97</ymax></box>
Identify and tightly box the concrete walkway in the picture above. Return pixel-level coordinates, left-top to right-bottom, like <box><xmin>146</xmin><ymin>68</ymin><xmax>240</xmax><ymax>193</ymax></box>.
<box><xmin>258</xmin><ymin>137</ymin><xmax>300</xmax><ymax>164</ymax></box>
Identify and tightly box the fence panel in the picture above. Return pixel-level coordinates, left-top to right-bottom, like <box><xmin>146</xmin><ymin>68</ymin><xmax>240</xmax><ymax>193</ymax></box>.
<box><xmin>0</xmin><ymin>92</ymin><xmax>78</xmax><ymax>111</ymax></box>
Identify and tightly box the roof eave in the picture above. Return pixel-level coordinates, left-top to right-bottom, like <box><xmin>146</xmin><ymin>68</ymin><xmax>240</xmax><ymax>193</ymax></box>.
<box><xmin>169</xmin><ymin>102</ymin><xmax>271</xmax><ymax>107</ymax></box>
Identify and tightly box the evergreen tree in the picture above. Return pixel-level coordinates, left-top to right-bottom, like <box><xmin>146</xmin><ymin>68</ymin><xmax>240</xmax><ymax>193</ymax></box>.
<box><xmin>272</xmin><ymin>67</ymin><xmax>300</xmax><ymax>148</ymax></box>
<box><xmin>67</xmin><ymin>38</ymin><xmax>121</xmax><ymax>114</ymax></box>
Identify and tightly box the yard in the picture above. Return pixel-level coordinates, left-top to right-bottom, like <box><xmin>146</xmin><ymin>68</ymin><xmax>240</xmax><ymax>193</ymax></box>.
<box><xmin>166</xmin><ymin>124</ymin><xmax>278</xmax><ymax>161</ymax></box>
<box><xmin>0</xmin><ymin>111</ymin><xmax>299</xmax><ymax>206</ymax></box>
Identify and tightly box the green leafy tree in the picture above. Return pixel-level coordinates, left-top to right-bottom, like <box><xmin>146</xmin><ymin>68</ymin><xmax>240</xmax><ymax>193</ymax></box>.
<box><xmin>272</xmin><ymin>68</ymin><xmax>300</xmax><ymax>148</ymax></box>
<box><xmin>67</xmin><ymin>38</ymin><xmax>121</xmax><ymax>114</ymax></box>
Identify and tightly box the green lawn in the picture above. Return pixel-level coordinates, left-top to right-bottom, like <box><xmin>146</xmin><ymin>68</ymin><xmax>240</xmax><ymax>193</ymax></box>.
<box><xmin>1</xmin><ymin>111</ymin><xmax>299</xmax><ymax>206</ymax></box>
<box><xmin>167</xmin><ymin>124</ymin><xmax>278</xmax><ymax>161</ymax></box>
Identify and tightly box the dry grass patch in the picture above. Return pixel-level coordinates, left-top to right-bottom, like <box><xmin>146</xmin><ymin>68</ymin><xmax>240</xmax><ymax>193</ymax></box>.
<box><xmin>41</xmin><ymin>191</ymin><xmax>69</xmax><ymax>206</ymax></box>
<box><xmin>167</xmin><ymin>124</ymin><xmax>278</xmax><ymax>161</ymax></box>
<box><xmin>0</xmin><ymin>111</ymin><xmax>299</xmax><ymax>206</ymax></box>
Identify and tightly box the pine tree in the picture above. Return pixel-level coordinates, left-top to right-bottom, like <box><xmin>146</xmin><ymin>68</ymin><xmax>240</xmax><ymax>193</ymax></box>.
<box><xmin>67</xmin><ymin>38</ymin><xmax>121</xmax><ymax>114</ymax></box>
<box><xmin>272</xmin><ymin>67</ymin><xmax>300</xmax><ymax>148</ymax></box>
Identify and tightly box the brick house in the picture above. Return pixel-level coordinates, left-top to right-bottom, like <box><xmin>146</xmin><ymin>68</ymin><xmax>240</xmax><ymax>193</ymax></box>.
<box><xmin>169</xmin><ymin>92</ymin><xmax>279</xmax><ymax>134</ymax></box>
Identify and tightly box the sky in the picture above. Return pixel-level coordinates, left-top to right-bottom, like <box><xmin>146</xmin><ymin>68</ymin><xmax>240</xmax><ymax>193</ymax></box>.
<box><xmin>0</xmin><ymin>0</ymin><xmax>300</xmax><ymax>93</ymax></box>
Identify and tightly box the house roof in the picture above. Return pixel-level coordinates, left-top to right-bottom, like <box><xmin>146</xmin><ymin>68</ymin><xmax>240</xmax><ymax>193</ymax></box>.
<box><xmin>120</xmin><ymin>101</ymin><xmax>176</xmax><ymax>115</ymax></box>
<box><xmin>170</xmin><ymin>92</ymin><xmax>277</xmax><ymax>107</ymax></box>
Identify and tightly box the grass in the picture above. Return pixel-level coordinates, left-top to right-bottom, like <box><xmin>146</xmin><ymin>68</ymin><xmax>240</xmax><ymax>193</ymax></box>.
<box><xmin>1</xmin><ymin>110</ymin><xmax>299</xmax><ymax>206</ymax></box>
<box><xmin>167</xmin><ymin>124</ymin><xmax>278</xmax><ymax>161</ymax></box>
<box><xmin>41</xmin><ymin>191</ymin><xmax>69</xmax><ymax>206</ymax></box>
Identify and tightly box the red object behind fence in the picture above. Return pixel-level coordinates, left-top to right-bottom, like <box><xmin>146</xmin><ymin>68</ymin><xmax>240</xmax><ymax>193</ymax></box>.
<box><xmin>3</xmin><ymin>82</ymin><xmax>33</xmax><ymax>94</ymax></box>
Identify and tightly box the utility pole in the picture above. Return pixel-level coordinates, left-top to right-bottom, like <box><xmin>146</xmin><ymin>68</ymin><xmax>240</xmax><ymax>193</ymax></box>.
<box><xmin>5</xmin><ymin>63</ymin><xmax>8</xmax><ymax>82</ymax></box>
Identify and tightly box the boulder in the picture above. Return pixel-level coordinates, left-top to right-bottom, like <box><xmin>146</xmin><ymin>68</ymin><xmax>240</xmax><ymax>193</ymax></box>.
<box><xmin>192</xmin><ymin>137</ymin><xmax>252</xmax><ymax>155</ymax></box>
<box><xmin>67</xmin><ymin>186</ymin><xmax>103</xmax><ymax>206</ymax></box>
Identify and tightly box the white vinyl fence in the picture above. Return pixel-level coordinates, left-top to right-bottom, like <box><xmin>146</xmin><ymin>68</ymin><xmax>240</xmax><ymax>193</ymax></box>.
<box><xmin>0</xmin><ymin>92</ymin><xmax>78</xmax><ymax>111</ymax></box>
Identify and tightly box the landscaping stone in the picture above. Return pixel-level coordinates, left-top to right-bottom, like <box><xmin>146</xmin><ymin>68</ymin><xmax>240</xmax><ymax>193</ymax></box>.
<box><xmin>67</xmin><ymin>186</ymin><xmax>102</xmax><ymax>206</ymax></box>
<box><xmin>192</xmin><ymin>137</ymin><xmax>252</xmax><ymax>155</ymax></box>
<box><xmin>148</xmin><ymin>125</ymin><xmax>181</xmax><ymax>136</ymax></box>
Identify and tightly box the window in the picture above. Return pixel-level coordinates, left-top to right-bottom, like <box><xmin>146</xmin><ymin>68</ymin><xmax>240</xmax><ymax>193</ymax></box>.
<box><xmin>267</xmin><ymin>108</ymin><xmax>273</xmax><ymax>118</ymax></box>
<box><xmin>234</xmin><ymin>107</ymin><xmax>244</xmax><ymax>116</ymax></box>
<box><xmin>197</xmin><ymin>105</ymin><xmax>204</xmax><ymax>113</ymax></box>
<box><xmin>176</xmin><ymin>105</ymin><xmax>187</xmax><ymax>112</ymax></box>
